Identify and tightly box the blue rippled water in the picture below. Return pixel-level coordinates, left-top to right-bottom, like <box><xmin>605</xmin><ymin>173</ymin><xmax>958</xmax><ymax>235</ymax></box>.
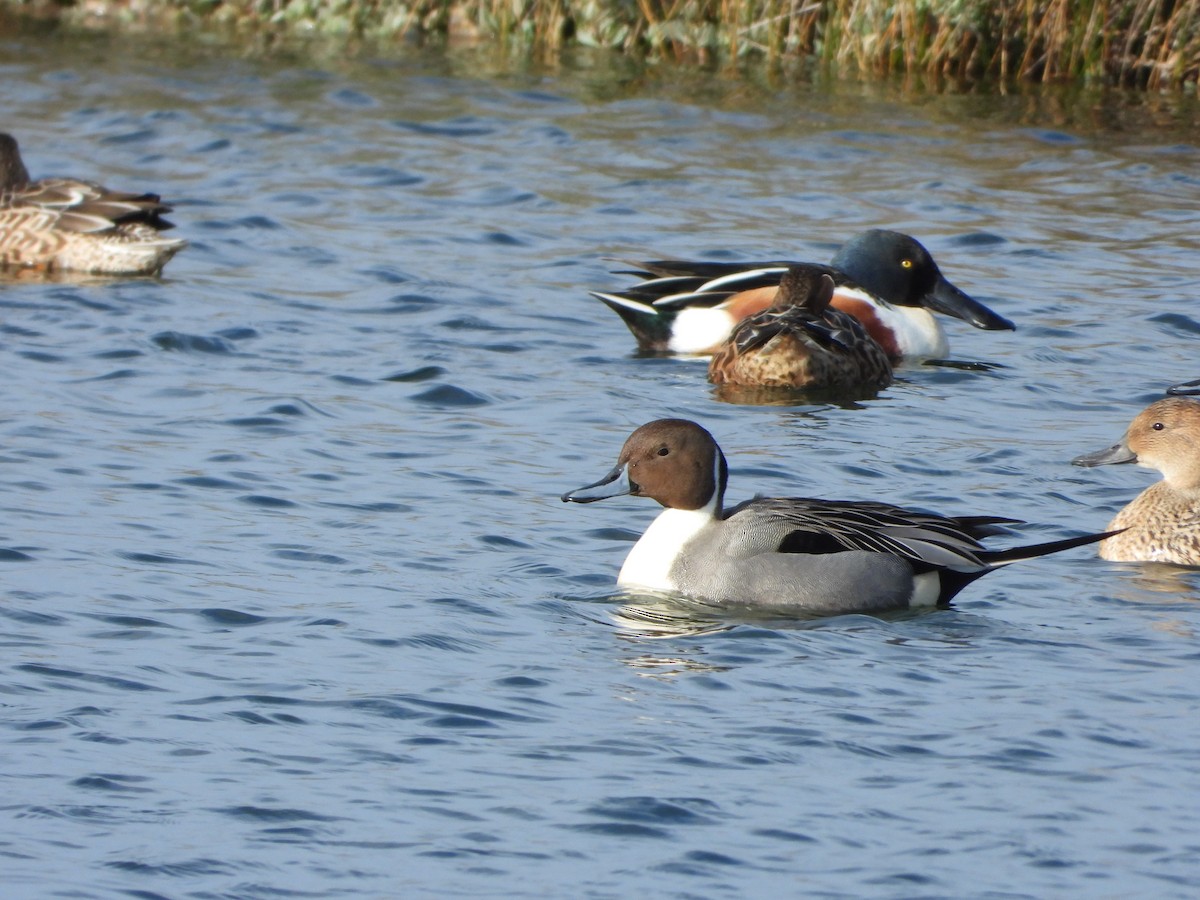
<box><xmin>2</xmin><ymin>26</ymin><xmax>1200</xmax><ymax>899</ymax></box>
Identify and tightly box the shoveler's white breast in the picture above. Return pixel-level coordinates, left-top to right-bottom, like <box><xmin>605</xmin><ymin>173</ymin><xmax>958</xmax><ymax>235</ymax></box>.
<box><xmin>617</xmin><ymin>507</ymin><xmax>713</xmax><ymax>591</ymax></box>
<box><xmin>833</xmin><ymin>286</ymin><xmax>948</xmax><ymax>360</ymax></box>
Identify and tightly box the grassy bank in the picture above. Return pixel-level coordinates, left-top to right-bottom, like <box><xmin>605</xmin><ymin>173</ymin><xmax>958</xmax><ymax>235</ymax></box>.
<box><xmin>7</xmin><ymin>0</ymin><xmax>1199</xmax><ymax>88</ymax></box>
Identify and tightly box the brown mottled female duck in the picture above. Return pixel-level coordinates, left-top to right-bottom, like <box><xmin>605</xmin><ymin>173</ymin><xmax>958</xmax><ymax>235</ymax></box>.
<box><xmin>0</xmin><ymin>132</ymin><xmax>186</xmax><ymax>276</ymax></box>
<box><xmin>707</xmin><ymin>267</ymin><xmax>893</xmax><ymax>391</ymax></box>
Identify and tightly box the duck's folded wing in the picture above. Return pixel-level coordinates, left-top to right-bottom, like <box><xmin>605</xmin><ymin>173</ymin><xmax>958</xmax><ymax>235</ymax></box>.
<box><xmin>612</xmin><ymin>258</ymin><xmax>797</xmax><ymax>283</ymax></box>
<box><xmin>799</xmin><ymin>307</ymin><xmax>873</xmax><ymax>352</ymax></box>
<box><xmin>729</xmin><ymin>307</ymin><xmax>872</xmax><ymax>356</ymax></box>
<box><xmin>951</xmin><ymin>515</ymin><xmax>1022</xmax><ymax>537</ymax></box>
<box><xmin>608</xmin><ymin>261</ymin><xmax>793</xmax><ymax>311</ymax></box>
<box><xmin>16</xmin><ymin>178</ymin><xmax>173</xmax><ymax>230</ymax></box>
<box><xmin>12</xmin><ymin>178</ymin><xmax>105</xmax><ymax>209</ymax></box>
<box><xmin>602</xmin><ymin>281</ymin><xmax>739</xmax><ymax>311</ymax></box>
<box><xmin>730</xmin><ymin>498</ymin><xmax>991</xmax><ymax>572</ymax></box>
<box><xmin>614</xmin><ymin>260</ymin><xmax>852</xmax><ymax>302</ymax></box>
<box><xmin>729</xmin><ymin>311</ymin><xmax>789</xmax><ymax>355</ymax></box>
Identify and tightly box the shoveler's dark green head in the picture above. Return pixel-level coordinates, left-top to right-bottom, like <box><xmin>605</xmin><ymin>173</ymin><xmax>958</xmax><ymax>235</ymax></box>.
<box><xmin>833</xmin><ymin>229</ymin><xmax>1014</xmax><ymax>331</ymax></box>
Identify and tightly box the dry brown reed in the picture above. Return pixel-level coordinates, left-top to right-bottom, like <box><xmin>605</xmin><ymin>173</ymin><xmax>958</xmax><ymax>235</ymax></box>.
<box><xmin>8</xmin><ymin>0</ymin><xmax>1200</xmax><ymax>87</ymax></box>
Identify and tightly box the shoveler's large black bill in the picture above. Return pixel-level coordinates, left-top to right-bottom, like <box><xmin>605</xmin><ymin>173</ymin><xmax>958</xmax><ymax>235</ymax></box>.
<box><xmin>923</xmin><ymin>277</ymin><xmax>1015</xmax><ymax>331</ymax></box>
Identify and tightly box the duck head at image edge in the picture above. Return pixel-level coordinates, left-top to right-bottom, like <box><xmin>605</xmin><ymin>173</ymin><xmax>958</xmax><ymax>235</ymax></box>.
<box><xmin>563</xmin><ymin>418</ymin><xmax>1114</xmax><ymax>616</ymax></box>
<box><xmin>1074</xmin><ymin>396</ymin><xmax>1200</xmax><ymax>566</ymax></box>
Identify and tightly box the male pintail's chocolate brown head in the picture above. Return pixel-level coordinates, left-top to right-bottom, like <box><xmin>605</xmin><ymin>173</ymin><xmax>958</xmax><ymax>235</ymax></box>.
<box><xmin>562</xmin><ymin>418</ymin><xmax>728</xmax><ymax>511</ymax></box>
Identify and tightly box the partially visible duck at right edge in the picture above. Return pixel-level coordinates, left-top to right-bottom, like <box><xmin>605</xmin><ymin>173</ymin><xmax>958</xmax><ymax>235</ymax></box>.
<box><xmin>1073</xmin><ymin>396</ymin><xmax>1200</xmax><ymax>566</ymax></box>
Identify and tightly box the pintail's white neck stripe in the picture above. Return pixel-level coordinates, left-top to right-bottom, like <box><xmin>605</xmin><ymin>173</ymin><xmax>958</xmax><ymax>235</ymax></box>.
<box><xmin>617</xmin><ymin>446</ymin><xmax>723</xmax><ymax>591</ymax></box>
<box><xmin>708</xmin><ymin>445</ymin><xmax>725</xmax><ymax>516</ymax></box>
<box><xmin>617</xmin><ymin>506</ymin><xmax>711</xmax><ymax>591</ymax></box>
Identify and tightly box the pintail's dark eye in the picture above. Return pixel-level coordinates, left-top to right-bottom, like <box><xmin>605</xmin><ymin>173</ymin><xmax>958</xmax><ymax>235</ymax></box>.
<box><xmin>657</xmin><ymin>446</ymin><xmax>670</xmax><ymax>456</ymax></box>
<box><xmin>1153</xmin><ymin>421</ymin><xmax>1165</xmax><ymax>431</ymax></box>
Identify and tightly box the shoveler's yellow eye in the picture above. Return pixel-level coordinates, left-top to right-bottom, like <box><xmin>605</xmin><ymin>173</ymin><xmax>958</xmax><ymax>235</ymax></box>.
<box><xmin>901</xmin><ymin>258</ymin><xmax>914</xmax><ymax>269</ymax></box>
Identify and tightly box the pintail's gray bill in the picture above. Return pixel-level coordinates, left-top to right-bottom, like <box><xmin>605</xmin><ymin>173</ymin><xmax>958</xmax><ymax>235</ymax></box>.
<box><xmin>561</xmin><ymin>463</ymin><xmax>632</xmax><ymax>503</ymax></box>
<box><xmin>1072</xmin><ymin>441</ymin><xmax>1137</xmax><ymax>467</ymax></box>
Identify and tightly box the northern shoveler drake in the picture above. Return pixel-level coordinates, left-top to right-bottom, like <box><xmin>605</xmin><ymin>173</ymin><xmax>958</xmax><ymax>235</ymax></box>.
<box><xmin>1073</xmin><ymin>397</ymin><xmax>1200</xmax><ymax>565</ymax></box>
<box><xmin>563</xmin><ymin>419</ymin><xmax>1111</xmax><ymax>615</ymax></box>
<box><xmin>707</xmin><ymin>267</ymin><xmax>892</xmax><ymax>391</ymax></box>
<box><xmin>0</xmin><ymin>132</ymin><xmax>187</xmax><ymax>276</ymax></box>
<box><xmin>591</xmin><ymin>229</ymin><xmax>1014</xmax><ymax>358</ymax></box>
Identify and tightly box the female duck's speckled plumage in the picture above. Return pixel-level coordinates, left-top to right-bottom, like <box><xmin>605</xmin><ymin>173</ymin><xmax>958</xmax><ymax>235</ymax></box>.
<box><xmin>0</xmin><ymin>132</ymin><xmax>186</xmax><ymax>275</ymax></box>
<box><xmin>563</xmin><ymin>419</ymin><xmax>1110</xmax><ymax>615</ymax></box>
<box><xmin>591</xmin><ymin>229</ymin><xmax>1015</xmax><ymax>357</ymax></box>
<box><xmin>1073</xmin><ymin>397</ymin><xmax>1200</xmax><ymax>566</ymax></box>
<box><xmin>707</xmin><ymin>268</ymin><xmax>893</xmax><ymax>391</ymax></box>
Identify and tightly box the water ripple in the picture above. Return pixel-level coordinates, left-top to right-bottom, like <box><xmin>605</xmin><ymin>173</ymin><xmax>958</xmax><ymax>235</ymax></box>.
<box><xmin>15</xmin><ymin>664</ymin><xmax>165</xmax><ymax>693</ymax></box>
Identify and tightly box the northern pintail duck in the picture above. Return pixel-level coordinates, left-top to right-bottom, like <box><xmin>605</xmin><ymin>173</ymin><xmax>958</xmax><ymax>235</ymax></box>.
<box><xmin>0</xmin><ymin>132</ymin><xmax>186</xmax><ymax>275</ymax></box>
<box><xmin>563</xmin><ymin>419</ymin><xmax>1110</xmax><ymax>614</ymax></box>
<box><xmin>592</xmin><ymin>229</ymin><xmax>1014</xmax><ymax>357</ymax></box>
<box><xmin>707</xmin><ymin>268</ymin><xmax>892</xmax><ymax>391</ymax></box>
<box><xmin>1073</xmin><ymin>397</ymin><xmax>1200</xmax><ymax>565</ymax></box>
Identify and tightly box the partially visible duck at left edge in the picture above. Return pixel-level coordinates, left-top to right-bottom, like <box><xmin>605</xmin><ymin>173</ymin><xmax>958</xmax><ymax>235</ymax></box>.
<box><xmin>0</xmin><ymin>132</ymin><xmax>186</xmax><ymax>276</ymax></box>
